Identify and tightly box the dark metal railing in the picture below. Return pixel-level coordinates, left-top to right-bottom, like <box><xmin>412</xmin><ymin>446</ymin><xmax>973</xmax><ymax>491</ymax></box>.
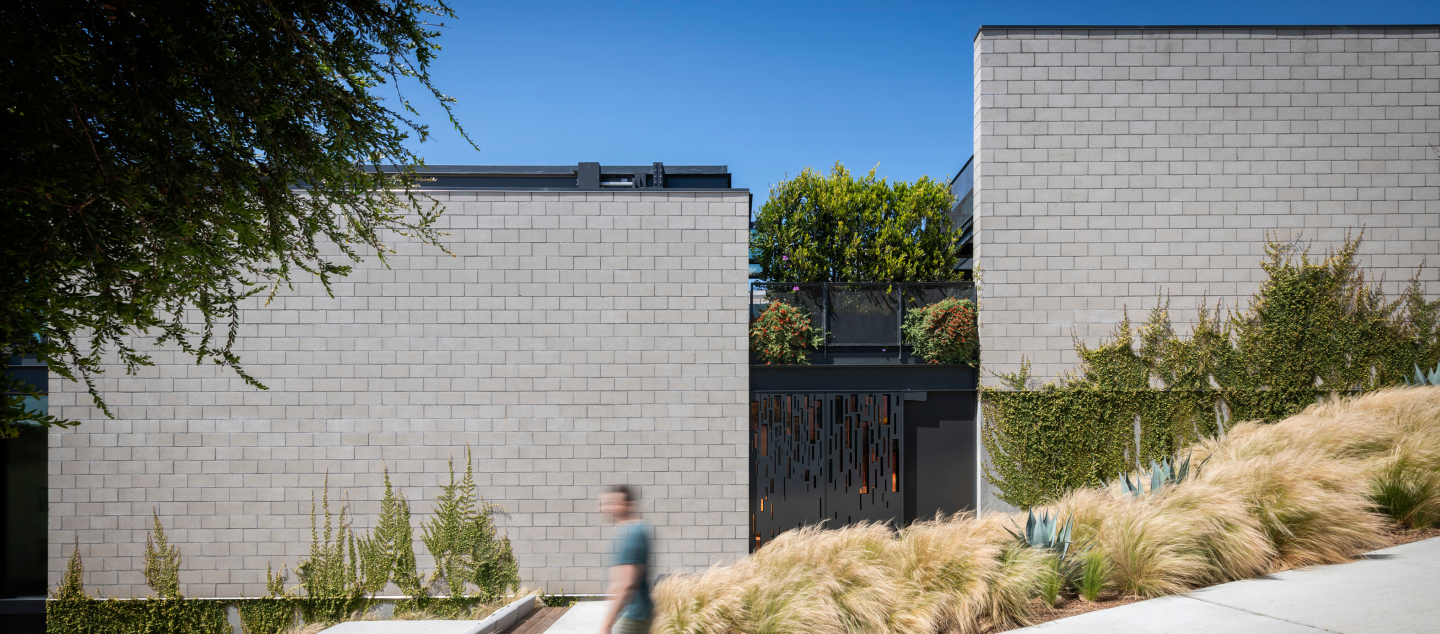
<box><xmin>750</xmin><ymin>282</ymin><xmax>976</xmax><ymax>347</ymax></box>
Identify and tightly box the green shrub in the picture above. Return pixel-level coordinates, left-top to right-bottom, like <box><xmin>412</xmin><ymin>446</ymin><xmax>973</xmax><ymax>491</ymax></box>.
<box><xmin>749</xmin><ymin>162</ymin><xmax>960</xmax><ymax>284</ymax></box>
<box><xmin>749</xmin><ymin>301</ymin><xmax>822</xmax><ymax>365</ymax></box>
<box><xmin>902</xmin><ymin>297</ymin><xmax>979</xmax><ymax>364</ymax></box>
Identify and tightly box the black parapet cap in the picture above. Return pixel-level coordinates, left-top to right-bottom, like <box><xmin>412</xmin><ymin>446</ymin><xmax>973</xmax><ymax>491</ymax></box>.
<box><xmin>367</xmin><ymin>163</ymin><xmax>738</xmax><ymax>191</ymax></box>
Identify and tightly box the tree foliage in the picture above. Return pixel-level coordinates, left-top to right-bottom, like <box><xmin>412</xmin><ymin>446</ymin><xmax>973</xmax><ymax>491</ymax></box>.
<box><xmin>984</xmin><ymin>234</ymin><xmax>1440</xmax><ymax>508</ymax></box>
<box><xmin>750</xmin><ymin>163</ymin><xmax>959</xmax><ymax>283</ymax></box>
<box><xmin>0</xmin><ymin>0</ymin><xmax>470</xmax><ymax>434</ymax></box>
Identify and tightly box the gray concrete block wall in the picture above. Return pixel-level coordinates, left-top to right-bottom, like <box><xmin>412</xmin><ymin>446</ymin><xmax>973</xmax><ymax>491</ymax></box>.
<box><xmin>975</xmin><ymin>26</ymin><xmax>1440</xmax><ymax>386</ymax></box>
<box><xmin>47</xmin><ymin>190</ymin><xmax>751</xmax><ymax>598</ymax></box>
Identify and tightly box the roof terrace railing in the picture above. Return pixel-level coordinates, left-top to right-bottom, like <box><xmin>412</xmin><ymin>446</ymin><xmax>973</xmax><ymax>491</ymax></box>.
<box><xmin>750</xmin><ymin>282</ymin><xmax>976</xmax><ymax>348</ymax></box>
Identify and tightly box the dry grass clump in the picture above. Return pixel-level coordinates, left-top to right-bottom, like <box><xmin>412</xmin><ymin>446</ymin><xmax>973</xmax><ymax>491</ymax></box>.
<box><xmin>654</xmin><ymin>387</ymin><xmax>1440</xmax><ymax>634</ymax></box>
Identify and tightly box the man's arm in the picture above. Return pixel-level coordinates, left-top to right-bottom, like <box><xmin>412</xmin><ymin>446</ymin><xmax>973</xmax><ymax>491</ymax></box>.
<box><xmin>598</xmin><ymin>563</ymin><xmax>642</xmax><ymax>634</ymax></box>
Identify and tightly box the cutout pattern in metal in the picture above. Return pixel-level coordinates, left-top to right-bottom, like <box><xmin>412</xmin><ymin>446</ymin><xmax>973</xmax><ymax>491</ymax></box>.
<box><xmin>751</xmin><ymin>392</ymin><xmax>903</xmax><ymax>551</ymax></box>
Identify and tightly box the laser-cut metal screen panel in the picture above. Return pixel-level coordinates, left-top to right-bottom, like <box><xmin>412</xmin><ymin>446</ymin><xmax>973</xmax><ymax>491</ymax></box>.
<box><xmin>751</xmin><ymin>392</ymin><xmax>903</xmax><ymax>551</ymax></box>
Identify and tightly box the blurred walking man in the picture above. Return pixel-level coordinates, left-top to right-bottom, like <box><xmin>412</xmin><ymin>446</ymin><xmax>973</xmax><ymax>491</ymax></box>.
<box><xmin>598</xmin><ymin>485</ymin><xmax>652</xmax><ymax>634</ymax></box>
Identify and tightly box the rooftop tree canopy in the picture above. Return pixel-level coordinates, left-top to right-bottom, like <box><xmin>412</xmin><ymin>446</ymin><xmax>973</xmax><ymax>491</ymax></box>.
<box><xmin>750</xmin><ymin>163</ymin><xmax>960</xmax><ymax>284</ymax></box>
<box><xmin>0</xmin><ymin>0</ymin><xmax>470</xmax><ymax>434</ymax></box>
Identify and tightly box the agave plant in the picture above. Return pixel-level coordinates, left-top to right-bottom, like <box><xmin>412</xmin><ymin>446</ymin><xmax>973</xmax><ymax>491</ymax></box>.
<box><xmin>1119</xmin><ymin>453</ymin><xmax>1199</xmax><ymax>498</ymax></box>
<box><xmin>1403</xmin><ymin>362</ymin><xmax>1440</xmax><ymax>387</ymax></box>
<box><xmin>1007</xmin><ymin>509</ymin><xmax>1074</xmax><ymax>560</ymax></box>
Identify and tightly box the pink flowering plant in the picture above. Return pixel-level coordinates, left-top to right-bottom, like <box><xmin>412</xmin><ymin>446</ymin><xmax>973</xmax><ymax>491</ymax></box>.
<box><xmin>750</xmin><ymin>301</ymin><xmax>823</xmax><ymax>365</ymax></box>
<box><xmin>902</xmin><ymin>298</ymin><xmax>979</xmax><ymax>365</ymax></box>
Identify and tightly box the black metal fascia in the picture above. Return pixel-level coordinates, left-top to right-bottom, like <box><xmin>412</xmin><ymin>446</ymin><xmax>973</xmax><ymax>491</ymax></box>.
<box><xmin>363</xmin><ymin>163</ymin><xmax>740</xmax><ymax>191</ymax></box>
<box><xmin>367</xmin><ymin>164</ymin><xmax>731</xmax><ymax>175</ymax></box>
<box><xmin>751</xmin><ymin>364</ymin><xmax>978</xmax><ymax>393</ymax></box>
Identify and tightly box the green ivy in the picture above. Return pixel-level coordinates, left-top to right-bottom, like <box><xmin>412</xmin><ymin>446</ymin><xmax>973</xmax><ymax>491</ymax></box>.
<box><xmin>49</xmin><ymin>545</ymin><xmax>231</xmax><ymax>634</ymax></box>
<box><xmin>294</xmin><ymin>476</ymin><xmax>369</xmax><ymax>624</ymax></box>
<box><xmin>358</xmin><ymin>466</ymin><xmax>424</xmax><ymax>605</ymax></box>
<box><xmin>983</xmin><ymin>235</ymin><xmax>1440</xmax><ymax>508</ymax></box>
<box><xmin>47</xmin><ymin>598</ymin><xmax>230</xmax><ymax>634</ymax></box>
<box><xmin>48</xmin><ymin>461</ymin><xmax>525</xmax><ymax>633</ymax></box>
<box><xmin>49</xmin><ymin>597</ymin><xmax>524</xmax><ymax>634</ymax></box>
<box><xmin>142</xmin><ymin>511</ymin><xmax>181</xmax><ymax>599</ymax></box>
<box><xmin>420</xmin><ymin>448</ymin><xmax>521</xmax><ymax>607</ymax></box>
<box><xmin>237</xmin><ymin>596</ymin><xmax>299</xmax><ymax>634</ymax></box>
<box><xmin>540</xmin><ymin>592</ymin><xmax>578</xmax><ymax>608</ymax></box>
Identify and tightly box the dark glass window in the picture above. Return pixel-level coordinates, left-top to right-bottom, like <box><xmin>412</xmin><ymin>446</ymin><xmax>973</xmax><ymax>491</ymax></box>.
<box><xmin>3</xmin><ymin>356</ymin><xmax>47</xmax><ymax>598</ymax></box>
<box><xmin>1</xmin><ymin>425</ymin><xmax>46</xmax><ymax>597</ymax></box>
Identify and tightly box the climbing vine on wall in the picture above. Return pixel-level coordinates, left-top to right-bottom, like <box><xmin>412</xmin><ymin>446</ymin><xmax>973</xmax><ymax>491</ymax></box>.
<box><xmin>48</xmin><ymin>452</ymin><xmax>522</xmax><ymax>633</ymax></box>
<box><xmin>983</xmin><ymin>234</ymin><xmax>1440</xmax><ymax>508</ymax></box>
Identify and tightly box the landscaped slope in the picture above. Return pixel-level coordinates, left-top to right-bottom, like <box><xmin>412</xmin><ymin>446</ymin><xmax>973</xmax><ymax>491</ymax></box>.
<box><xmin>654</xmin><ymin>386</ymin><xmax>1440</xmax><ymax>634</ymax></box>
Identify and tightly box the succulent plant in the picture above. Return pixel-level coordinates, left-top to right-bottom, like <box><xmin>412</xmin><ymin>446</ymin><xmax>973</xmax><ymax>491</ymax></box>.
<box><xmin>1120</xmin><ymin>453</ymin><xmax>1199</xmax><ymax>498</ymax></box>
<box><xmin>1403</xmin><ymin>361</ymin><xmax>1440</xmax><ymax>387</ymax></box>
<box><xmin>1008</xmin><ymin>509</ymin><xmax>1073</xmax><ymax>560</ymax></box>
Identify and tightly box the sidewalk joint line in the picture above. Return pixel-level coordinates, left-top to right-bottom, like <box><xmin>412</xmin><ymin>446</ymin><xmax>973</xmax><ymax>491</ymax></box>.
<box><xmin>1183</xmin><ymin>595</ymin><xmax>1341</xmax><ymax>633</ymax></box>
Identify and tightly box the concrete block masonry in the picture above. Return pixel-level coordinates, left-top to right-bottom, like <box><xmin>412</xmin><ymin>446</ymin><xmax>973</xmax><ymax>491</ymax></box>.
<box><xmin>974</xmin><ymin>26</ymin><xmax>1440</xmax><ymax>387</ymax></box>
<box><xmin>47</xmin><ymin>190</ymin><xmax>751</xmax><ymax>597</ymax></box>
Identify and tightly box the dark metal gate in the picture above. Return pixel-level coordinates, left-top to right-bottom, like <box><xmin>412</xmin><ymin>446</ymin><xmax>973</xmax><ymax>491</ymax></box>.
<box><xmin>750</xmin><ymin>392</ymin><xmax>904</xmax><ymax>550</ymax></box>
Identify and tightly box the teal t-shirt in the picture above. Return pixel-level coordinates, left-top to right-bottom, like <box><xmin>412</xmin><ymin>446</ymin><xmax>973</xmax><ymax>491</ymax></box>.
<box><xmin>611</xmin><ymin>520</ymin><xmax>652</xmax><ymax>622</ymax></box>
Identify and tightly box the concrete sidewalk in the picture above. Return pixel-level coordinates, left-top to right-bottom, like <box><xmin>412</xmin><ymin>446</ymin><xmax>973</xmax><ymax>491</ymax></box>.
<box><xmin>1015</xmin><ymin>536</ymin><xmax>1440</xmax><ymax>633</ymax></box>
<box><xmin>541</xmin><ymin>601</ymin><xmax>612</xmax><ymax>634</ymax></box>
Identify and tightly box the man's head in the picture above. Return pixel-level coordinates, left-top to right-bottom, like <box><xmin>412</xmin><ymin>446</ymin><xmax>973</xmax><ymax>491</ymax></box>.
<box><xmin>599</xmin><ymin>484</ymin><xmax>637</xmax><ymax>521</ymax></box>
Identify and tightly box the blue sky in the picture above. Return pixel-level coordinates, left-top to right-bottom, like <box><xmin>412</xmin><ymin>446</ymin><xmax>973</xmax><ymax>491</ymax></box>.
<box><xmin>405</xmin><ymin>0</ymin><xmax>1440</xmax><ymax>207</ymax></box>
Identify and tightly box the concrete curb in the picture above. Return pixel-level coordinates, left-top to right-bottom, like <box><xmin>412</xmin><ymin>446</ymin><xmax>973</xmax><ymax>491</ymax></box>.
<box><xmin>467</xmin><ymin>594</ymin><xmax>538</xmax><ymax>634</ymax></box>
<box><xmin>313</xmin><ymin>594</ymin><xmax>538</xmax><ymax>634</ymax></box>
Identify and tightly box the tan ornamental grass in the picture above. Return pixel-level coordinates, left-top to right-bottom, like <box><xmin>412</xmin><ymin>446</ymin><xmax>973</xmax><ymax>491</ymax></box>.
<box><xmin>653</xmin><ymin>386</ymin><xmax>1440</xmax><ymax>634</ymax></box>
